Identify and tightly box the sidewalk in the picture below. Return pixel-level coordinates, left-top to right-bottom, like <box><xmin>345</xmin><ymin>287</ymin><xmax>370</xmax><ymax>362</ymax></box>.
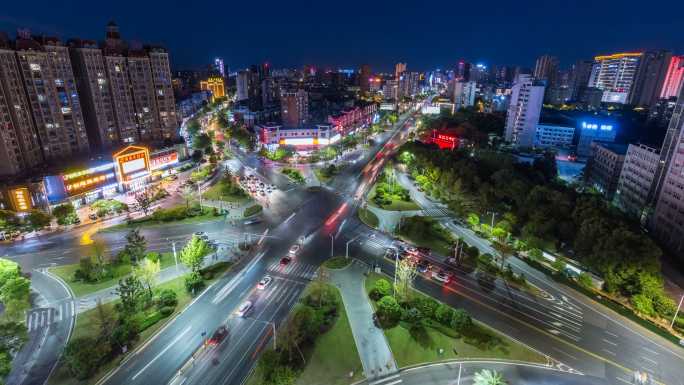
<box><xmin>328</xmin><ymin>259</ymin><xmax>398</xmax><ymax>380</ymax></box>
<box><xmin>366</xmin><ymin>205</ymin><xmax>422</xmax><ymax>233</ymax></box>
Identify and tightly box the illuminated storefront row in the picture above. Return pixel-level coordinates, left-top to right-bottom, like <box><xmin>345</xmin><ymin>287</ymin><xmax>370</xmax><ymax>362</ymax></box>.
<box><xmin>1</xmin><ymin>144</ymin><xmax>187</xmax><ymax>212</ymax></box>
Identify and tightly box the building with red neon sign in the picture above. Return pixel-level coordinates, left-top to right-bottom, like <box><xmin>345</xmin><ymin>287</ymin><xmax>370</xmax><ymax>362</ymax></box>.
<box><xmin>429</xmin><ymin>129</ymin><xmax>460</xmax><ymax>150</ymax></box>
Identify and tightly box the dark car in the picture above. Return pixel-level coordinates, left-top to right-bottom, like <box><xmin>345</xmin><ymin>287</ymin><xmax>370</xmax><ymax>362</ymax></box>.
<box><xmin>208</xmin><ymin>325</ymin><xmax>228</xmax><ymax>345</ymax></box>
<box><xmin>280</xmin><ymin>256</ymin><xmax>292</xmax><ymax>266</ymax></box>
<box><xmin>417</xmin><ymin>261</ymin><xmax>429</xmax><ymax>273</ymax></box>
<box><xmin>417</xmin><ymin>247</ymin><xmax>431</xmax><ymax>256</ymax></box>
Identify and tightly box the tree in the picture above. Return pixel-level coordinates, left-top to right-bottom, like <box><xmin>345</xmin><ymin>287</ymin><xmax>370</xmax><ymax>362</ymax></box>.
<box><xmin>631</xmin><ymin>294</ymin><xmax>655</xmax><ymax>317</ymax></box>
<box><xmin>435</xmin><ymin>303</ymin><xmax>454</xmax><ymax>325</ymax></box>
<box><xmin>395</xmin><ymin>258</ymin><xmax>417</xmax><ymax>301</ymax></box>
<box><xmin>0</xmin><ymin>259</ymin><xmax>21</xmax><ymax>287</ymax></box>
<box><xmin>473</xmin><ymin>369</ymin><xmax>507</xmax><ymax>385</ymax></box>
<box><xmin>116</xmin><ymin>275</ymin><xmax>145</xmax><ymax>317</ymax></box>
<box><xmin>179</xmin><ymin>235</ymin><xmax>211</xmax><ymax>272</ymax></box>
<box><xmin>135</xmin><ymin>192</ymin><xmax>152</xmax><ymax>216</ymax></box>
<box><xmin>0</xmin><ymin>210</ymin><xmax>20</xmax><ymax>234</ymax></box>
<box><xmin>53</xmin><ymin>203</ymin><xmax>78</xmax><ymax>225</ymax></box>
<box><xmin>0</xmin><ymin>276</ymin><xmax>30</xmax><ymax>322</ymax></box>
<box><xmin>376</xmin><ymin>295</ymin><xmax>401</xmax><ymax>326</ymax></box>
<box><xmin>63</xmin><ymin>336</ymin><xmax>111</xmax><ymax>380</ymax></box>
<box><xmin>93</xmin><ymin>301</ymin><xmax>117</xmax><ymax>342</ymax></box>
<box><xmin>26</xmin><ymin>210</ymin><xmax>52</xmax><ymax>232</ymax></box>
<box><xmin>374</xmin><ymin>279</ymin><xmax>392</xmax><ymax>297</ymax></box>
<box><xmin>134</xmin><ymin>258</ymin><xmax>160</xmax><ymax>297</ymax></box>
<box><xmin>180</xmin><ymin>185</ymin><xmax>196</xmax><ymax>208</ymax></box>
<box><xmin>193</xmin><ymin>133</ymin><xmax>212</xmax><ymax>152</ymax></box>
<box><xmin>124</xmin><ymin>229</ymin><xmax>147</xmax><ymax>264</ymax></box>
<box><xmin>467</xmin><ymin>213</ymin><xmax>480</xmax><ymax>229</ymax></box>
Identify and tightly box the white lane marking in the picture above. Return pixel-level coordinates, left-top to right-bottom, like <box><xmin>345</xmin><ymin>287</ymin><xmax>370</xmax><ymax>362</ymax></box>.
<box><xmin>602</xmin><ymin>338</ymin><xmax>618</xmax><ymax>347</ymax></box>
<box><xmin>604</xmin><ymin>330</ymin><xmax>618</xmax><ymax>338</ymax></box>
<box><xmin>552</xmin><ymin>347</ymin><xmax>578</xmax><ymax>361</ymax></box>
<box><xmin>27</xmin><ymin>313</ymin><xmax>33</xmax><ymax>331</ymax></box>
<box><xmin>615</xmin><ymin>376</ymin><xmax>631</xmax><ymax>384</ymax></box>
<box><xmin>131</xmin><ymin>326</ymin><xmax>192</xmax><ymax>380</ymax></box>
<box><xmin>641</xmin><ymin>356</ymin><xmax>657</xmax><ymax>365</ymax></box>
<box><xmin>602</xmin><ymin>348</ymin><xmax>616</xmax><ymax>356</ymax></box>
<box><xmin>212</xmin><ymin>251</ymin><xmax>266</xmax><ymax>304</ymax></box>
<box><xmin>369</xmin><ymin>374</ymin><xmax>401</xmax><ymax>385</ymax></box>
<box><xmin>549</xmin><ymin>312</ymin><xmax>582</xmax><ymax>328</ymax></box>
<box><xmin>283</xmin><ymin>213</ymin><xmax>296</xmax><ymax>224</ymax></box>
<box><xmin>641</xmin><ymin>346</ymin><xmax>659</xmax><ymax>355</ymax></box>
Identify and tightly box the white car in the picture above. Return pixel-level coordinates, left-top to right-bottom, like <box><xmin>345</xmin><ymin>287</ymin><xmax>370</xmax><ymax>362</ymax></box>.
<box><xmin>257</xmin><ymin>276</ymin><xmax>273</xmax><ymax>290</ymax></box>
<box><xmin>193</xmin><ymin>231</ymin><xmax>209</xmax><ymax>240</ymax></box>
<box><xmin>289</xmin><ymin>244</ymin><xmax>301</xmax><ymax>255</ymax></box>
<box><xmin>235</xmin><ymin>301</ymin><xmax>253</xmax><ymax>317</ymax></box>
<box><xmin>432</xmin><ymin>270</ymin><xmax>449</xmax><ymax>283</ymax></box>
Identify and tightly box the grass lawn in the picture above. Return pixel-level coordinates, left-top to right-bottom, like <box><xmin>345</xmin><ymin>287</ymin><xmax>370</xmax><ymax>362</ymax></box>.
<box><xmin>364</xmin><ymin>273</ymin><xmax>545</xmax><ymax>367</ymax></box>
<box><xmin>202</xmin><ymin>178</ymin><xmax>250</xmax><ymax>202</ymax></box>
<box><xmin>246</xmin><ymin>283</ymin><xmax>363</xmax><ymax>385</ymax></box>
<box><xmin>322</xmin><ymin>256</ymin><xmax>352</xmax><ymax>269</ymax></box>
<box><xmin>313</xmin><ymin>168</ymin><xmax>332</xmax><ymax>184</ymax></box>
<box><xmin>367</xmin><ymin>184</ymin><xmax>420</xmax><ymax>211</ymax></box>
<box><xmin>358</xmin><ymin>207</ymin><xmax>379</xmax><ymax>229</ymax></box>
<box><xmin>101</xmin><ymin>207</ymin><xmax>222</xmax><ymax>232</ymax></box>
<box><xmin>49</xmin><ymin>252</ymin><xmax>177</xmax><ymax>297</ymax></box>
<box><xmin>49</xmin><ymin>263</ymin><xmax>232</xmax><ymax>385</ymax></box>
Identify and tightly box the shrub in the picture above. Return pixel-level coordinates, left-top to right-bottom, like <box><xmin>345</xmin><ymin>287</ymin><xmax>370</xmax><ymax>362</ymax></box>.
<box><xmin>631</xmin><ymin>294</ymin><xmax>655</xmax><ymax>317</ymax></box>
<box><xmin>435</xmin><ymin>303</ymin><xmax>454</xmax><ymax>325</ymax></box>
<box><xmin>137</xmin><ymin>311</ymin><xmax>164</xmax><ymax>332</ymax></box>
<box><xmin>243</xmin><ymin>204</ymin><xmax>263</xmax><ymax>218</ymax></box>
<box><xmin>376</xmin><ymin>295</ymin><xmax>402</xmax><ymax>327</ymax></box>
<box><xmin>403</xmin><ymin>307</ymin><xmax>424</xmax><ymax>325</ymax></box>
<box><xmin>577</xmin><ymin>272</ymin><xmax>593</xmax><ymax>289</ymax></box>
<box><xmin>374</xmin><ymin>279</ymin><xmax>392</xmax><ymax>297</ymax></box>
<box><xmin>157</xmin><ymin>289</ymin><xmax>178</xmax><ymax>308</ymax></box>
<box><xmin>450</xmin><ymin>309</ymin><xmax>473</xmax><ymax>333</ymax></box>
<box><xmin>653</xmin><ymin>293</ymin><xmax>676</xmax><ymax>318</ymax></box>
<box><xmin>184</xmin><ymin>272</ymin><xmax>205</xmax><ymax>294</ymax></box>
<box><xmin>159</xmin><ymin>306</ymin><xmax>175</xmax><ymax>317</ymax></box>
<box><xmin>412</xmin><ymin>296</ymin><xmax>438</xmax><ymax>320</ymax></box>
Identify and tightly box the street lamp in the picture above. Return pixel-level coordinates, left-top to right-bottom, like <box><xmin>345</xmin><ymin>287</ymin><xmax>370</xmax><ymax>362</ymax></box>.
<box><xmin>330</xmin><ymin>234</ymin><xmax>334</xmax><ymax>257</ymax></box>
<box><xmin>670</xmin><ymin>294</ymin><xmax>684</xmax><ymax>329</ymax></box>
<box><xmin>345</xmin><ymin>234</ymin><xmax>362</xmax><ymax>259</ymax></box>
<box><xmin>167</xmin><ymin>238</ymin><xmax>180</xmax><ymax>276</ymax></box>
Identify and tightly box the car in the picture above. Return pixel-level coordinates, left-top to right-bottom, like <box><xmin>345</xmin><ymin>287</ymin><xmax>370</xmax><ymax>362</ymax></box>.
<box><xmin>280</xmin><ymin>256</ymin><xmax>292</xmax><ymax>265</ymax></box>
<box><xmin>235</xmin><ymin>301</ymin><xmax>252</xmax><ymax>317</ymax></box>
<box><xmin>289</xmin><ymin>244</ymin><xmax>301</xmax><ymax>255</ymax></box>
<box><xmin>88</xmin><ymin>213</ymin><xmax>98</xmax><ymax>221</ymax></box>
<box><xmin>417</xmin><ymin>247</ymin><xmax>431</xmax><ymax>256</ymax></box>
<box><xmin>417</xmin><ymin>261</ymin><xmax>429</xmax><ymax>273</ymax></box>
<box><xmin>257</xmin><ymin>275</ymin><xmax>273</xmax><ymax>290</ymax></box>
<box><xmin>244</xmin><ymin>218</ymin><xmax>262</xmax><ymax>225</ymax></box>
<box><xmin>208</xmin><ymin>325</ymin><xmax>229</xmax><ymax>345</ymax></box>
<box><xmin>193</xmin><ymin>231</ymin><xmax>209</xmax><ymax>240</ymax></box>
<box><xmin>432</xmin><ymin>270</ymin><xmax>450</xmax><ymax>283</ymax></box>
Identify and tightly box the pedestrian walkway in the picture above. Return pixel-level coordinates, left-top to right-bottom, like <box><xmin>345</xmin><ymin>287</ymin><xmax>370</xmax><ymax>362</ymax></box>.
<box><xmin>328</xmin><ymin>259</ymin><xmax>398</xmax><ymax>379</ymax></box>
<box><xmin>365</xmin><ymin>205</ymin><xmax>421</xmax><ymax>233</ymax></box>
<box><xmin>265</xmin><ymin>260</ymin><xmax>318</xmax><ymax>281</ymax></box>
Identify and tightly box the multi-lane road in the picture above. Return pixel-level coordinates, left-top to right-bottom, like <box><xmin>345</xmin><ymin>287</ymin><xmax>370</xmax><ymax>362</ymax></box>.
<box><xmin>4</xmin><ymin>100</ymin><xmax>684</xmax><ymax>385</ymax></box>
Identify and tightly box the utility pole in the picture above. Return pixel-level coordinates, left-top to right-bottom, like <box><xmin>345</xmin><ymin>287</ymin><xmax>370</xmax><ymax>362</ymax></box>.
<box><xmin>169</xmin><ymin>239</ymin><xmax>180</xmax><ymax>277</ymax></box>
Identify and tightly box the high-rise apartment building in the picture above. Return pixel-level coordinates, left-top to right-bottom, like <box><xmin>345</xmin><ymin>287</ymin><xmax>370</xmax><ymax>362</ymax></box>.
<box><xmin>395</xmin><ymin>62</ymin><xmax>406</xmax><ymax>78</ymax></box>
<box><xmin>504</xmin><ymin>74</ymin><xmax>545</xmax><ymax>147</ymax></box>
<box><xmin>200</xmin><ymin>76</ymin><xmax>225</xmax><ymax>101</ymax></box>
<box><xmin>359</xmin><ymin>64</ymin><xmax>371</xmax><ymax>93</ymax></box>
<box><xmin>69</xmin><ymin>38</ymin><xmax>119</xmax><ymax>151</ymax></box>
<box><xmin>533</xmin><ymin>54</ymin><xmax>559</xmax><ymax>85</ymax></box>
<box><xmin>588</xmin><ymin>52</ymin><xmax>642</xmax><ymax>104</ymax></box>
<box><xmin>148</xmin><ymin>48</ymin><xmax>177</xmax><ymax>141</ymax></box>
<box><xmin>585</xmin><ymin>142</ymin><xmax>628</xmax><ymax>199</ymax></box>
<box><xmin>280</xmin><ymin>89</ymin><xmax>308</xmax><ymax>127</ymax></box>
<box><xmin>652</xmin><ymin>88</ymin><xmax>684</xmax><ymax>253</ymax></box>
<box><xmin>214</xmin><ymin>57</ymin><xmax>225</xmax><ymax>77</ymax></box>
<box><xmin>456</xmin><ymin>60</ymin><xmax>471</xmax><ymax>81</ymax></box>
<box><xmin>660</xmin><ymin>55</ymin><xmax>684</xmax><ymax>99</ymax></box>
<box><xmin>453</xmin><ymin>81</ymin><xmax>476</xmax><ymax>110</ymax></box>
<box><xmin>15</xmin><ymin>31</ymin><xmax>90</xmax><ymax>161</ymax></box>
<box><xmin>236</xmin><ymin>70</ymin><xmax>250</xmax><ymax>101</ymax></box>
<box><xmin>615</xmin><ymin>143</ymin><xmax>660</xmax><ymax>220</ymax></box>
<box><xmin>569</xmin><ymin>60</ymin><xmax>593</xmax><ymax>100</ymax></box>
<box><xmin>628</xmin><ymin>50</ymin><xmax>671</xmax><ymax>107</ymax></box>
<box><xmin>0</xmin><ymin>34</ymin><xmax>43</xmax><ymax>176</ymax></box>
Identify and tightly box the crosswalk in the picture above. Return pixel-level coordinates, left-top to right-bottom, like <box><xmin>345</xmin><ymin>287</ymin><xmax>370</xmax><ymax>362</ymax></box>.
<box><xmin>256</xmin><ymin>280</ymin><xmax>304</xmax><ymax>308</ymax></box>
<box><xmin>421</xmin><ymin>206</ymin><xmax>451</xmax><ymax>218</ymax></box>
<box><xmin>265</xmin><ymin>260</ymin><xmax>318</xmax><ymax>280</ymax></box>
<box><xmin>26</xmin><ymin>300</ymin><xmax>74</xmax><ymax>333</ymax></box>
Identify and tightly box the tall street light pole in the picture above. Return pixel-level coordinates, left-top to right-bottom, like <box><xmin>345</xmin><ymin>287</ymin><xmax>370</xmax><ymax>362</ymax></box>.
<box><xmin>330</xmin><ymin>234</ymin><xmax>334</xmax><ymax>257</ymax></box>
<box><xmin>671</xmin><ymin>294</ymin><xmax>684</xmax><ymax>329</ymax></box>
<box><xmin>346</xmin><ymin>234</ymin><xmax>362</xmax><ymax>259</ymax></box>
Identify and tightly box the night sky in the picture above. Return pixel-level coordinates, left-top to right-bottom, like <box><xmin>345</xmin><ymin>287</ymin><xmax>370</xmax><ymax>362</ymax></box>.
<box><xmin>2</xmin><ymin>0</ymin><xmax>683</xmax><ymax>72</ymax></box>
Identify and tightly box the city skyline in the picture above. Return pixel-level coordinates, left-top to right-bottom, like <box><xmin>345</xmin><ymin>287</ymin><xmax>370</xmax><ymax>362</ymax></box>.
<box><xmin>2</xmin><ymin>0</ymin><xmax>684</xmax><ymax>71</ymax></box>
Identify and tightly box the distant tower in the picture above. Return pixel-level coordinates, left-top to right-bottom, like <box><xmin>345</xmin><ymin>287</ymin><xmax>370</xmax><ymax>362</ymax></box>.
<box><xmin>214</xmin><ymin>57</ymin><xmax>225</xmax><ymax>77</ymax></box>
